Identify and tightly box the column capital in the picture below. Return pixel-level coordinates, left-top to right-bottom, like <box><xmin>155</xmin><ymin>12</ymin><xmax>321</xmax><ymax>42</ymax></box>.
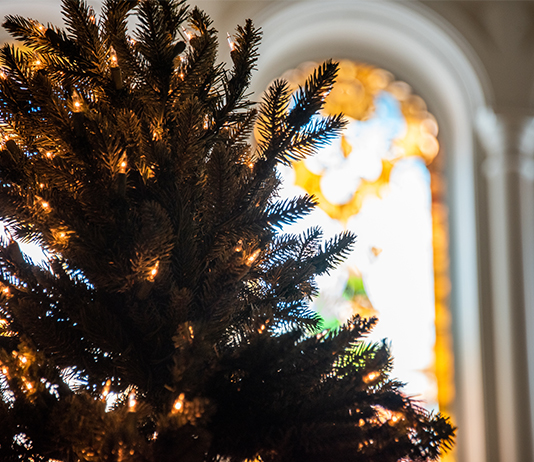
<box><xmin>476</xmin><ymin>107</ymin><xmax>534</xmax><ymax>179</ymax></box>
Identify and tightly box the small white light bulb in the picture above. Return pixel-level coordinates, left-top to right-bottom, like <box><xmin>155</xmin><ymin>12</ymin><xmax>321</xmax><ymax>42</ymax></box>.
<box><xmin>227</xmin><ymin>33</ymin><xmax>236</xmax><ymax>51</ymax></box>
<box><xmin>109</xmin><ymin>46</ymin><xmax>118</xmax><ymax>68</ymax></box>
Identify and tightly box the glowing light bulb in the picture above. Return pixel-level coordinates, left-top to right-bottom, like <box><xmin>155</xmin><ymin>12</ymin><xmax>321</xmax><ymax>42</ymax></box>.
<box><xmin>234</xmin><ymin>240</ymin><xmax>243</xmax><ymax>252</ymax></box>
<box><xmin>147</xmin><ymin>261</ymin><xmax>159</xmax><ymax>281</ymax></box>
<box><xmin>34</xmin><ymin>58</ymin><xmax>42</xmax><ymax>67</ymax></box>
<box><xmin>41</xmin><ymin>201</ymin><xmax>50</xmax><ymax>210</ymax></box>
<box><xmin>109</xmin><ymin>46</ymin><xmax>118</xmax><ymax>68</ymax></box>
<box><xmin>128</xmin><ymin>390</ymin><xmax>137</xmax><ymax>411</ymax></box>
<box><xmin>181</xmin><ymin>27</ymin><xmax>192</xmax><ymax>41</ymax></box>
<box><xmin>248</xmin><ymin>162</ymin><xmax>254</xmax><ymax>170</ymax></box>
<box><xmin>1</xmin><ymin>366</ymin><xmax>8</xmax><ymax>375</ymax></box>
<box><xmin>173</xmin><ymin>393</ymin><xmax>185</xmax><ymax>413</ymax></box>
<box><xmin>152</xmin><ymin>129</ymin><xmax>162</xmax><ymax>141</ymax></box>
<box><xmin>179</xmin><ymin>72</ymin><xmax>185</xmax><ymax>80</ymax></box>
<box><xmin>2</xmin><ymin>287</ymin><xmax>9</xmax><ymax>295</ymax></box>
<box><xmin>88</xmin><ymin>7</ymin><xmax>96</xmax><ymax>24</ymax></box>
<box><xmin>363</xmin><ymin>371</ymin><xmax>379</xmax><ymax>384</ymax></box>
<box><xmin>102</xmin><ymin>379</ymin><xmax>111</xmax><ymax>398</ymax></box>
<box><xmin>227</xmin><ymin>33</ymin><xmax>235</xmax><ymax>52</ymax></box>
<box><xmin>246</xmin><ymin>249</ymin><xmax>261</xmax><ymax>265</ymax></box>
<box><xmin>188</xmin><ymin>325</ymin><xmax>194</xmax><ymax>339</ymax></box>
<box><xmin>72</xmin><ymin>90</ymin><xmax>83</xmax><ymax>113</ymax></box>
<box><xmin>0</xmin><ymin>70</ymin><xmax>6</xmax><ymax>79</ymax></box>
<box><xmin>20</xmin><ymin>356</ymin><xmax>27</xmax><ymax>364</ymax></box>
<box><xmin>119</xmin><ymin>156</ymin><xmax>127</xmax><ymax>174</ymax></box>
<box><xmin>45</xmin><ymin>151</ymin><xmax>53</xmax><ymax>158</ymax></box>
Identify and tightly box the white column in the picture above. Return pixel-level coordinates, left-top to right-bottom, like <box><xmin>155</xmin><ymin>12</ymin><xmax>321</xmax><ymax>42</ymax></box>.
<box><xmin>519</xmin><ymin>117</ymin><xmax>534</xmax><ymax>462</ymax></box>
<box><xmin>476</xmin><ymin>108</ymin><xmax>534</xmax><ymax>462</ymax></box>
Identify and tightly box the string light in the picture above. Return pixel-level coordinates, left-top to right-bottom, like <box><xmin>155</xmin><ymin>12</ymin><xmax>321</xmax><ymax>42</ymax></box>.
<box><xmin>102</xmin><ymin>379</ymin><xmax>111</xmax><ymax>399</ymax></box>
<box><xmin>363</xmin><ymin>371</ymin><xmax>379</xmax><ymax>384</ymax></box>
<box><xmin>88</xmin><ymin>7</ymin><xmax>96</xmax><ymax>24</ymax></box>
<box><xmin>246</xmin><ymin>249</ymin><xmax>260</xmax><ymax>265</ymax></box>
<box><xmin>152</xmin><ymin>128</ymin><xmax>163</xmax><ymax>141</ymax></box>
<box><xmin>41</xmin><ymin>200</ymin><xmax>50</xmax><ymax>211</ymax></box>
<box><xmin>181</xmin><ymin>27</ymin><xmax>192</xmax><ymax>41</ymax></box>
<box><xmin>147</xmin><ymin>261</ymin><xmax>159</xmax><ymax>282</ymax></box>
<box><xmin>71</xmin><ymin>90</ymin><xmax>83</xmax><ymax>113</ymax></box>
<box><xmin>119</xmin><ymin>155</ymin><xmax>127</xmax><ymax>174</ymax></box>
<box><xmin>188</xmin><ymin>325</ymin><xmax>194</xmax><ymax>339</ymax></box>
<box><xmin>227</xmin><ymin>33</ymin><xmax>236</xmax><ymax>52</ymax></box>
<box><xmin>128</xmin><ymin>389</ymin><xmax>137</xmax><ymax>411</ymax></box>
<box><xmin>234</xmin><ymin>240</ymin><xmax>243</xmax><ymax>252</ymax></box>
<box><xmin>22</xmin><ymin>377</ymin><xmax>33</xmax><ymax>391</ymax></box>
<box><xmin>172</xmin><ymin>393</ymin><xmax>185</xmax><ymax>413</ymax></box>
<box><xmin>53</xmin><ymin>228</ymin><xmax>69</xmax><ymax>244</ymax></box>
<box><xmin>109</xmin><ymin>46</ymin><xmax>118</xmax><ymax>68</ymax></box>
<box><xmin>109</xmin><ymin>46</ymin><xmax>123</xmax><ymax>90</ymax></box>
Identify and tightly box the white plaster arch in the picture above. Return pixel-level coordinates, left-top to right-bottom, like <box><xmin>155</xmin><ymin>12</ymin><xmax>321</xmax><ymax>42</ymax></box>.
<box><xmin>248</xmin><ymin>3</ymin><xmax>492</xmax><ymax>462</ymax></box>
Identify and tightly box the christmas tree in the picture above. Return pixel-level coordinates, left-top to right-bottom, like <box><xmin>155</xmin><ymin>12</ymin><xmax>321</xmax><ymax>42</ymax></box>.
<box><xmin>0</xmin><ymin>1</ymin><xmax>454</xmax><ymax>461</ymax></box>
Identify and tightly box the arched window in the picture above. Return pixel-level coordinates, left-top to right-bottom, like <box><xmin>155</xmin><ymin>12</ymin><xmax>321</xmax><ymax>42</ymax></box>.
<box><xmin>272</xmin><ymin>61</ymin><xmax>454</xmax><ymax>422</ymax></box>
<box><xmin>247</xmin><ymin>3</ymin><xmax>490</xmax><ymax>460</ymax></box>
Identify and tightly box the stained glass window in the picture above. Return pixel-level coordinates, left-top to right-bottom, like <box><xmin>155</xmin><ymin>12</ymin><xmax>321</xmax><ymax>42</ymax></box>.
<box><xmin>271</xmin><ymin>61</ymin><xmax>454</xmax><ymax>422</ymax></box>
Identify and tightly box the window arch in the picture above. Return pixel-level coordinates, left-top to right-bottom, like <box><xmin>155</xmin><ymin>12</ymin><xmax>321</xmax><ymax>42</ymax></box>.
<box><xmin>249</xmin><ymin>3</ymin><xmax>490</xmax><ymax>462</ymax></box>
